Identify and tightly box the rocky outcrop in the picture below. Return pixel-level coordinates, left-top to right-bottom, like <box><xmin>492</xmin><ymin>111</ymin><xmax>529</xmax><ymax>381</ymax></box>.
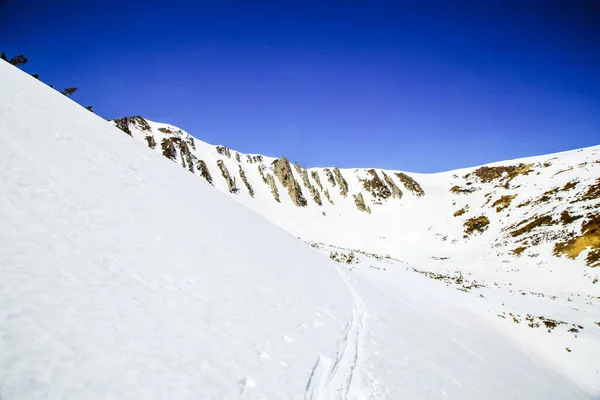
<box><xmin>145</xmin><ymin>135</ymin><xmax>156</xmax><ymax>149</ymax></box>
<box><xmin>258</xmin><ymin>165</ymin><xmax>280</xmax><ymax>202</ymax></box>
<box><xmin>196</xmin><ymin>159</ymin><xmax>212</xmax><ymax>184</ymax></box>
<box><xmin>395</xmin><ymin>172</ymin><xmax>425</xmax><ymax>196</ymax></box>
<box><xmin>311</xmin><ymin>171</ymin><xmax>323</xmax><ymax>191</ymax></box>
<box><xmin>353</xmin><ymin>192</ymin><xmax>371</xmax><ymax>214</ymax></box>
<box><xmin>238</xmin><ymin>165</ymin><xmax>254</xmax><ymax>197</ymax></box>
<box><xmin>235</xmin><ymin>152</ymin><xmax>241</xmax><ymax>163</ymax></box>
<box><xmin>216</xmin><ymin>145</ymin><xmax>231</xmax><ymax>158</ymax></box>
<box><xmin>272</xmin><ymin>157</ymin><xmax>307</xmax><ymax>207</ymax></box>
<box><xmin>186</xmin><ymin>136</ymin><xmax>196</xmax><ymax>150</ymax></box>
<box><xmin>300</xmin><ymin>168</ymin><xmax>322</xmax><ymax>206</ymax></box>
<box><xmin>161</xmin><ymin>138</ymin><xmax>176</xmax><ymax>161</ymax></box>
<box><xmin>172</xmin><ymin>138</ymin><xmax>193</xmax><ymax>172</ymax></box>
<box><xmin>114</xmin><ymin>117</ymin><xmax>132</xmax><ymax>136</ymax></box>
<box><xmin>217</xmin><ymin>160</ymin><xmax>237</xmax><ymax>193</ymax></box>
<box><xmin>323</xmin><ymin>189</ymin><xmax>333</xmax><ymax>204</ymax></box>
<box><xmin>333</xmin><ymin>168</ymin><xmax>348</xmax><ymax>197</ymax></box>
<box><xmin>324</xmin><ymin>168</ymin><xmax>336</xmax><ymax>186</ymax></box>
<box><xmin>361</xmin><ymin>169</ymin><xmax>391</xmax><ymax>202</ymax></box>
<box><xmin>246</xmin><ymin>154</ymin><xmax>263</xmax><ymax>164</ymax></box>
<box><xmin>382</xmin><ymin>172</ymin><xmax>403</xmax><ymax>199</ymax></box>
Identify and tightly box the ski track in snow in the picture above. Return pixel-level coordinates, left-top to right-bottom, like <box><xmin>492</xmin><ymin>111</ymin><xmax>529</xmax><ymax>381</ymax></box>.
<box><xmin>305</xmin><ymin>266</ymin><xmax>367</xmax><ymax>400</ymax></box>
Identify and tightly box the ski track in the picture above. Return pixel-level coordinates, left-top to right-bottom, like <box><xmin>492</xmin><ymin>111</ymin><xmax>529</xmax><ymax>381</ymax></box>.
<box><xmin>305</xmin><ymin>266</ymin><xmax>367</xmax><ymax>400</ymax></box>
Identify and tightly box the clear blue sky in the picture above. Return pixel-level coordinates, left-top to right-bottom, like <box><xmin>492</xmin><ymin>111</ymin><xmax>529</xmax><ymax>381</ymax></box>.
<box><xmin>2</xmin><ymin>0</ymin><xmax>599</xmax><ymax>172</ymax></box>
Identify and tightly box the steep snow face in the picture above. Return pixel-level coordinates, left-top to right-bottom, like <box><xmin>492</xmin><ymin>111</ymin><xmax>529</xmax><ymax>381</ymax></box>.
<box><xmin>0</xmin><ymin>59</ymin><xmax>356</xmax><ymax>398</ymax></box>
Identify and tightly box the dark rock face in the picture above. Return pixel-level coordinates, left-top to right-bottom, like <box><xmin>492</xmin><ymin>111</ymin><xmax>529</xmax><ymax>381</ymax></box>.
<box><xmin>333</xmin><ymin>168</ymin><xmax>348</xmax><ymax>197</ymax></box>
<box><xmin>161</xmin><ymin>138</ymin><xmax>176</xmax><ymax>161</ymax></box>
<box><xmin>361</xmin><ymin>169</ymin><xmax>392</xmax><ymax>202</ymax></box>
<box><xmin>238</xmin><ymin>165</ymin><xmax>254</xmax><ymax>197</ymax></box>
<box><xmin>353</xmin><ymin>192</ymin><xmax>371</xmax><ymax>214</ymax></box>
<box><xmin>145</xmin><ymin>135</ymin><xmax>156</xmax><ymax>149</ymax></box>
<box><xmin>197</xmin><ymin>159</ymin><xmax>213</xmax><ymax>184</ymax></box>
<box><xmin>382</xmin><ymin>172</ymin><xmax>403</xmax><ymax>199</ymax></box>
<box><xmin>272</xmin><ymin>157</ymin><xmax>307</xmax><ymax>207</ymax></box>
<box><xmin>217</xmin><ymin>160</ymin><xmax>237</xmax><ymax>193</ymax></box>
<box><xmin>395</xmin><ymin>172</ymin><xmax>425</xmax><ymax>196</ymax></box>
<box><xmin>216</xmin><ymin>145</ymin><xmax>231</xmax><ymax>158</ymax></box>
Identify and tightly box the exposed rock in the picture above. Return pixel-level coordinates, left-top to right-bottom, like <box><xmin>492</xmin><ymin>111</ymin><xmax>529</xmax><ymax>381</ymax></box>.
<box><xmin>473</xmin><ymin>163</ymin><xmax>533</xmax><ymax>185</ymax></box>
<box><xmin>300</xmin><ymin>168</ymin><xmax>322</xmax><ymax>206</ymax></box>
<box><xmin>246</xmin><ymin>154</ymin><xmax>253</xmax><ymax>163</ymax></box>
<box><xmin>235</xmin><ymin>152</ymin><xmax>241</xmax><ymax>163</ymax></box>
<box><xmin>553</xmin><ymin>213</ymin><xmax>600</xmax><ymax>267</ymax></box>
<box><xmin>353</xmin><ymin>192</ymin><xmax>371</xmax><ymax>214</ymax></box>
<box><xmin>216</xmin><ymin>145</ymin><xmax>231</xmax><ymax>158</ymax></box>
<box><xmin>294</xmin><ymin>162</ymin><xmax>302</xmax><ymax>175</ymax></box>
<box><xmin>258</xmin><ymin>165</ymin><xmax>280</xmax><ymax>202</ymax></box>
<box><xmin>450</xmin><ymin>185</ymin><xmax>475</xmax><ymax>194</ymax></box>
<box><xmin>395</xmin><ymin>172</ymin><xmax>425</xmax><ymax>196</ymax></box>
<box><xmin>323</xmin><ymin>189</ymin><xmax>333</xmax><ymax>204</ymax></box>
<box><xmin>145</xmin><ymin>135</ymin><xmax>156</xmax><ymax>149</ymax></box>
<box><xmin>172</xmin><ymin>138</ymin><xmax>193</xmax><ymax>172</ymax></box>
<box><xmin>492</xmin><ymin>194</ymin><xmax>517</xmax><ymax>212</ymax></box>
<box><xmin>361</xmin><ymin>169</ymin><xmax>392</xmax><ymax>201</ymax></box>
<box><xmin>114</xmin><ymin>117</ymin><xmax>132</xmax><ymax>136</ymax></box>
<box><xmin>453</xmin><ymin>207</ymin><xmax>467</xmax><ymax>217</ymax></box>
<box><xmin>382</xmin><ymin>172</ymin><xmax>403</xmax><ymax>199</ymax></box>
<box><xmin>161</xmin><ymin>138</ymin><xmax>176</xmax><ymax>161</ymax></box>
<box><xmin>217</xmin><ymin>160</ymin><xmax>237</xmax><ymax>193</ymax></box>
<box><xmin>196</xmin><ymin>159</ymin><xmax>212</xmax><ymax>184</ymax></box>
<box><xmin>324</xmin><ymin>168</ymin><xmax>336</xmax><ymax>186</ymax></box>
<box><xmin>272</xmin><ymin>157</ymin><xmax>307</xmax><ymax>207</ymax></box>
<box><xmin>253</xmin><ymin>155</ymin><xmax>263</xmax><ymax>163</ymax></box>
<box><xmin>311</xmin><ymin>171</ymin><xmax>323</xmax><ymax>191</ymax></box>
<box><xmin>186</xmin><ymin>136</ymin><xmax>196</xmax><ymax>150</ymax></box>
<box><xmin>464</xmin><ymin>216</ymin><xmax>490</xmax><ymax>236</ymax></box>
<box><xmin>238</xmin><ymin>165</ymin><xmax>254</xmax><ymax>197</ymax></box>
<box><xmin>333</xmin><ymin>168</ymin><xmax>348</xmax><ymax>197</ymax></box>
<box><xmin>158</xmin><ymin>127</ymin><xmax>173</xmax><ymax>134</ymax></box>
<box><xmin>510</xmin><ymin>215</ymin><xmax>554</xmax><ymax>238</ymax></box>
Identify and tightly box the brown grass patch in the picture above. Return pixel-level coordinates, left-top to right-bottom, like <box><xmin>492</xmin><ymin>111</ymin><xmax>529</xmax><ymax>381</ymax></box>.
<box><xmin>492</xmin><ymin>194</ymin><xmax>516</xmax><ymax>212</ymax></box>
<box><xmin>579</xmin><ymin>178</ymin><xmax>600</xmax><ymax>202</ymax></box>
<box><xmin>450</xmin><ymin>185</ymin><xmax>475</xmax><ymax>194</ymax></box>
<box><xmin>553</xmin><ymin>214</ymin><xmax>600</xmax><ymax>267</ymax></box>
<box><xmin>453</xmin><ymin>208</ymin><xmax>467</xmax><ymax>217</ymax></box>
<box><xmin>510</xmin><ymin>215</ymin><xmax>554</xmax><ymax>237</ymax></box>
<box><xmin>561</xmin><ymin>180</ymin><xmax>579</xmax><ymax>191</ymax></box>
<box><xmin>473</xmin><ymin>163</ymin><xmax>533</xmax><ymax>184</ymax></box>
<box><xmin>512</xmin><ymin>246</ymin><xmax>527</xmax><ymax>256</ymax></box>
<box><xmin>560</xmin><ymin>210</ymin><xmax>581</xmax><ymax>225</ymax></box>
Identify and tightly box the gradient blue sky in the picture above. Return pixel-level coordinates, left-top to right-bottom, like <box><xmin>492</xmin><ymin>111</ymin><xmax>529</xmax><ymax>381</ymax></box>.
<box><xmin>2</xmin><ymin>1</ymin><xmax>599</xmax><ymax>172</ymax></box>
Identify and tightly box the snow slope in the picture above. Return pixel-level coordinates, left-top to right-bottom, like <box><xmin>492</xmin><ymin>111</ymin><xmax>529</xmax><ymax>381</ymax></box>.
<box><xmin>1</xmin><ymin>59</ymin><xmax>599</xmax><ymax>399</ymax></box>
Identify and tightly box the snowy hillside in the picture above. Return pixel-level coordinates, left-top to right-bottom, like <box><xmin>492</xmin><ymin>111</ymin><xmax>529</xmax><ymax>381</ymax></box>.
<box><xmin>1</xmin><ymin>58</ymin><xmax>599</xmax><ymax>399</ymax></box>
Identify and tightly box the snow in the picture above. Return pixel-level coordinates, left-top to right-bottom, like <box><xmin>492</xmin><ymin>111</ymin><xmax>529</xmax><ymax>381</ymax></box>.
<box><xmin>1</xmin><ymin>59</ymin><xmax>599</xmax><ymax>399</ymax></box>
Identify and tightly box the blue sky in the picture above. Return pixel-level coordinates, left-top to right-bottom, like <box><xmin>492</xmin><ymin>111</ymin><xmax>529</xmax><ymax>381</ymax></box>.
<box><xmin>2</xmin><ymin>1</ymin><xmax>599</xmax><ymax>172</ymax></box>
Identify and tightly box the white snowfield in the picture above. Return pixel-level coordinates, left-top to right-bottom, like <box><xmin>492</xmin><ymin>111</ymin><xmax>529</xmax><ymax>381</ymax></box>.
<box><xmin>0</xmin><ymin>60</ymin><xmax>598</xmax><ymax>399</ymax></box>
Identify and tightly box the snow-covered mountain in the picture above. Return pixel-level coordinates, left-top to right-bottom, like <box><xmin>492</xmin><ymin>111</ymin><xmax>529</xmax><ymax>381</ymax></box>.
<box><xmin>1</xmin><ymin>58</ymin><xmax>599</xmax><ymax>399</ymax></box>
<box><xmin>112</xmin><ymin>116</ymin><xmax>600</xmax><ymax>275</ymax></box>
